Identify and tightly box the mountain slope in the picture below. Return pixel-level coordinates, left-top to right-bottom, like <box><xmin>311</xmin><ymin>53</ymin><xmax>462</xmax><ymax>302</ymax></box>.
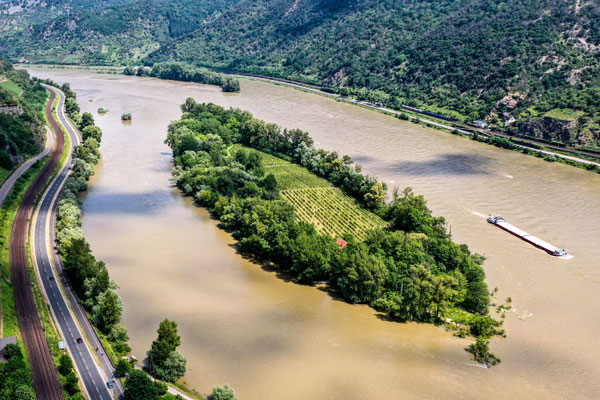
<box><xmin>1</xmin><ymin>0</ymin><xmax>599</xmax><ymax>147</ymax></box>
<box><xmin>0</xmin><ymin>0</ymin><xmax>242</xmax><ymax>64</ymax></box>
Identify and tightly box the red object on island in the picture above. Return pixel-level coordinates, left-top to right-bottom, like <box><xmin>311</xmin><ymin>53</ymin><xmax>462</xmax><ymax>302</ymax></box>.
<box><xmin>336</xmin><ymin>238</ymin><xmax>348</xmax><ymax>249</ymax></box>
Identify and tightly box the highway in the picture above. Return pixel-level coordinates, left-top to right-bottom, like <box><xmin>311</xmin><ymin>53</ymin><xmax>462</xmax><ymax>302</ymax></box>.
<box><xmin>31</xmin><ymin>84</ymin><xmax>123</xmax><ymax>399</ymax></box>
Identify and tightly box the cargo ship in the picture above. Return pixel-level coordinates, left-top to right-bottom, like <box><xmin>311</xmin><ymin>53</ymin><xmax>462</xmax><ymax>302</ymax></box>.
<box><xmin>487</xmin><ymin>216</ymin><xmax>567</xmax><ymax>257</ymax></box>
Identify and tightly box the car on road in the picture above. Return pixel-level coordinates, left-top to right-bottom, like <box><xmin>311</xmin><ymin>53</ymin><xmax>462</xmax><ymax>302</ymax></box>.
<box><xmin>49</xmin><ymin>276</ymin><xmax>54</xmax><ymax>281</ymax></box>
<box><xmin>76</xmin><ymin>337</ymin><xmax>83</xmax><ymax>344</ymax></box>
<box><xmin>106</xmin><ymin>381</ymin><xmax>113</xmax><ymax>389</ymax></box>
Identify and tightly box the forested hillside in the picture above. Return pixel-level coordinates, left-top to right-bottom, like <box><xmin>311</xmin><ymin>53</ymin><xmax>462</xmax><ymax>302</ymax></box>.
<box><xmin>1</xmin><ymin>0</ymin><xmax>599</xmax><ymax>148</ymax></box>
<box><xmin>0</xmin><ymin>57</ymin><xmax>46</xmax><ymax>176</ymax></box>
<box><xmin>0</xmin><ymin>0</ymin><xmax>241</xmax><ymax>64</ymax></box>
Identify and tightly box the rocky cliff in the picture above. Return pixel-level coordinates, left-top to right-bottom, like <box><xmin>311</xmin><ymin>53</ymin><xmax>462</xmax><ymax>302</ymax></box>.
<box><xmin>518</xmin><ymin>117</ymin><xmax>600</xmax><ymax>147</ymax></box>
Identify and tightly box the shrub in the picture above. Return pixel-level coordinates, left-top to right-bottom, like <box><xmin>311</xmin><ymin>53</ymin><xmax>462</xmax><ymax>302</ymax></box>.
<box><xmin>210</xmin><ymin>384</ymin><xmax>237</xmax><ymax>400</ymax></box>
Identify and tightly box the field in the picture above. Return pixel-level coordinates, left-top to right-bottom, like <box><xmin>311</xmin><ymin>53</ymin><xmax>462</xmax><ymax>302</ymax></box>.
<box><xmin>0</xmin><ymin>79</ymin><xmax>22</xmax><ymax>97</ymax></box>
<box><xmin>237</xmin><ymin>146</ymin><xmax>387</xmax><ymax>240</ymax></box>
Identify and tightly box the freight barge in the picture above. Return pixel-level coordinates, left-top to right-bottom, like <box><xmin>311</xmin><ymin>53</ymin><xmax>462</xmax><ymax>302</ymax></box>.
<box><xmin>487</xmin><ymin>216</ymin><xmax>567</xmax><ymax>257</ymax></box>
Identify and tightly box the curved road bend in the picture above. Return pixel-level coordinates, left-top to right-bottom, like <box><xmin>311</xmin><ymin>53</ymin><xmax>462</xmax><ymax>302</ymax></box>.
<box><xmin>9</xmin><ymin>89</ymin><xmax>64</xmax><ymax>400</ymax></box>
<box><xmin>31</xmin><ymin>84</ymin><xmax>119</xmax><ymax>400</ymax></box>
<box><xmin>0</xmin><ymin>126</ymin><xmax>55</xmax><ymax>207</ymax></box>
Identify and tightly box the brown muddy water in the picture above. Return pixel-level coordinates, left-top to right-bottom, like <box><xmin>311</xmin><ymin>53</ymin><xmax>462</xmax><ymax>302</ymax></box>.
<box><xmin>27</xmin><ymin>67</ymin><xmax>600</xmax><ymax>399</ymax></box>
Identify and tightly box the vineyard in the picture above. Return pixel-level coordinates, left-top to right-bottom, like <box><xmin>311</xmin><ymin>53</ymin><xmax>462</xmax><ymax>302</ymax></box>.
<box><xmin>237</xmin><ymin>146</ymin><xmax>387</xmax><ymax>240</ymax></box>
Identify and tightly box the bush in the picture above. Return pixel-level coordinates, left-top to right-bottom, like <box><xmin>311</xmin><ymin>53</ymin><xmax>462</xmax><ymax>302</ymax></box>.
<box><xmin>210</xmin><ymin>384</ymin><xmax>237</xmax><ymax>400</ymax></box>
<box><xmin>115</xmin><ymin>358</ymin><xmax>132</xmax><ymax>378</ymax></box>
<box><xmin>121</xmin><ymin>112</ymin><xmax>132</xmax><ymax>121</ymax></box>
<box><xmin>0</xmin><ymin>150</ymin><xmax>13</xmax><ymax>170</ymax></box>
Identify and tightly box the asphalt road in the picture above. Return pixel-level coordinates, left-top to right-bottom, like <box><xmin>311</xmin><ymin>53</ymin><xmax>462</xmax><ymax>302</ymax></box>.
<box><xmin>33</xmin><ymin>84</ymin><xmax>122</xmax><ymax>400</ymax></box>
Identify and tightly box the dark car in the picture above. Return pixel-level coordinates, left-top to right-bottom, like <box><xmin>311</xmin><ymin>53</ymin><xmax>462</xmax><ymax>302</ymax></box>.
<box><xmin>49</xmin><ymin>276</ymin><xmax>55</xmax><ymax>281</ymax></box>
<box><xmin>76</xmin><ymin>337</ymin><xmax>83</xmax><ymax>344</ymax></box>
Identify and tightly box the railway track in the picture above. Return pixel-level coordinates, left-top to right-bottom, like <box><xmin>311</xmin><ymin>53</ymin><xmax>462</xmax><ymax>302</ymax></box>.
<box><xmin>9</xmin><ymin>90</ymin><xmax>65</xmax><ymax>400</ymax></box>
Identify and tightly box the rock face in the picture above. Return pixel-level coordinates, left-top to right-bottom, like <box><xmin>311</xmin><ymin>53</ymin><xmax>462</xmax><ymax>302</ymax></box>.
<box><xmin>0</xmin><ymin>104</ymin><xmax>23</xmax><ymax>117</ymax></box>
<box><xmin>518</xmin><ymin>117</ymin><xmax>600</xmax><ymax>147</ymax></box>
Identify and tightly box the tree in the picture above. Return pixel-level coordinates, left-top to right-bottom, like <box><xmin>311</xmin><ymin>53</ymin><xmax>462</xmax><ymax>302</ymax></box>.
<box><xmin>467</xmin><ymin>337</ymin><xmax>501</xmax><ymax>366</ymax></box>
<box><xmin>65</xmin><ymin>97</ymin><xmax>80</xmax><ymax>117</ymax></box>
<box><xmin>108</xmin><ymin>324</ymin><xmax>129</xmax><ymax>343</ymax></box>
<box><xmin>64</xmin><ymin>372</ymin><xmax>80</xmax><ymax>395</ymax></box>
<box><xmin>92</xmin><ymin>289</ymin><xmax>123</xmax><ymax>332</ymax></box>
<box><xmin>155</xmin><ymin>381</ymin><xmax>168</xmax><ymax>396</ymax></box>
<box><xmin>58</xmin><ymin>353</ymin><xmax>74</xmax><ymax>376</ymax></box>
<box><xmin>115</xmin><ymin>358</ymin><xmax>132</xmax><ymax>378</ymax></box>
<box><xmin>79</xmin><ymin>112</ymin><xmax>94</xmax><ymax>130</ymax></box>
<box><xmin>0</xmin><ymin>150</ymin><xmax>13</xmax><ymax>170</ymax></box>
<box><xmin>260</xmin><ymin>173</ymin><xmax>277</xmax><ymax>192</ymax></box>
<box><xmin>334</xmin><ymin>246</ymin><xmax>388</xmax><ymax>303</ymax></box>
<box><xmin>12</xmin><ymin>385</ymin><xmax>36</xmax><ymax>400</ymax></box>
<box><xmin>154</xmin><ymin>351</ymin><xmax>187</xmax><ymax>383</ymax></box>
<box><xmin>386</xmin><ymin>187</ymin><xmax>445</xmax><ymax>237</ymax></box>
<box><xmin>81</xmin><ymin>125</ymin><xmax>103</xmax><ymax>143</ymax></box>
<box><xmin>210</xmin><ymin>384</ymin><xmax>237</xmax><ymax>400</ymax></box>
<box><xmin>124</xmin><ymin>370</ymin><xmax>158</xmax><ymax>400</ymax></box>
<box><xmin>363</xmin><ymin>181</ymin><xmax>386</xmax><ymax>209</ymax></box>
<box><xmin>181</xmin><ymin>97</ymin><xmax>197</xmax><ymax>113</ymax></box>
<box><xmin>149</xmin><ymin>319</ymin><xmax>181</xmax><ymax>369</ymax></box>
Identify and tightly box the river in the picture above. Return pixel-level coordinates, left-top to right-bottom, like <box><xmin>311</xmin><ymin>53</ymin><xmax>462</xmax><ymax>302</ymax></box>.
<box><xmin>26</xmin><ymin>67</ymin><xmax>600</xmax><ymax>399</ymax></box>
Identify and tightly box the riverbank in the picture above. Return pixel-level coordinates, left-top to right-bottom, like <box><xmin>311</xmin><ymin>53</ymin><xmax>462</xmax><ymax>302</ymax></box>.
<box><xmin>223</xmin><ymin>71</ymin><xmax>600</xmax><ymax>172</ymax></box>
<box><xmin>21</xmin><ymin>63</ymin><xmax>600</xmax><ymax>174</ymax></box>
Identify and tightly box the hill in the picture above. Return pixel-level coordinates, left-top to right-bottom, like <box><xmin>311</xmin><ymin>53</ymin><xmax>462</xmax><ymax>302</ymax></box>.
<box><xmin>0</xmin><ymin>57</ymin><xmax>46</xmax><ymax>177</ymax></box>
<box><xmin>1</xmin><ymin>0</ymin><xmax>599</xmax><ymax>148</ymax></box>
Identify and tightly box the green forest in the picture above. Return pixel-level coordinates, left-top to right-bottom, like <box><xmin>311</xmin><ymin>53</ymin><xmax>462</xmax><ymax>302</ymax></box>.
<box><xmin>1</xmin><ymin>0</ymin><xmax>599</xmax><ymax>147</ymax></box>
<box><xmin>0</xmin><ymin>57</ymin><xmax>47</xmax><ymax>176</ymax></box>
<box><xmin>167</xmin><ymin>98</ymin><xmax>503</xmax><ymax>365</ymax></box>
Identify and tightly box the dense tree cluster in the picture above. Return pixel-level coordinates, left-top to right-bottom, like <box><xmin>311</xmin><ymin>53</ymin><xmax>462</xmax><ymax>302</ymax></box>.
<box><xmin>0</xmin><ymin>344</ymin><xmax>36</xmax><ymax>400</ymax></box>
<box><xmin>123</xmin><ymin>370</ymin><xmax>180</xmax><ymax>400</ymax></box>
<box><xmin>167</xmin><ymin>99</ymin><xmax>502</xmax><ymax>363</ymax></box>
<box><xmin>0</xmin><ymin>57</ymin><xmax>47</xmax><ymax>170</ymax></box>
<box><xmin>57</xmin><ymin>353</ymin><xmax>84</xmax><ymax>399</ymax></box>
<box><xmin>149</xmin><ymin>319</ymin><xmax>187</xmax><ymax>383</ymax></box>
<box><xmin>124</xmin><ymin>62</ymin><xmax>240</xmax><ymax>92</ymax></box>
<box><xmin>52</xmin><ymin>86</ymin><xmax>131</xmax><ymax>357</ymax></box>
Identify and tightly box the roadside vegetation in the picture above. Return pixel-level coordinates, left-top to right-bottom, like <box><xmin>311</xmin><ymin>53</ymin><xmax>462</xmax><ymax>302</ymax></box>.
<box><xmin>0</xmin><ymin>344</ymin><xmax>37</xmax><ymax>400</ymax></box>
<box><xmin>167</xmin><ymin>99</ymin><xmax>504</xmax><ymax>365</ymax></box>
<box><xmin>36</xmin><ymin>82</ymin><xmax>133</xmax><ymax>363</ymax></box>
